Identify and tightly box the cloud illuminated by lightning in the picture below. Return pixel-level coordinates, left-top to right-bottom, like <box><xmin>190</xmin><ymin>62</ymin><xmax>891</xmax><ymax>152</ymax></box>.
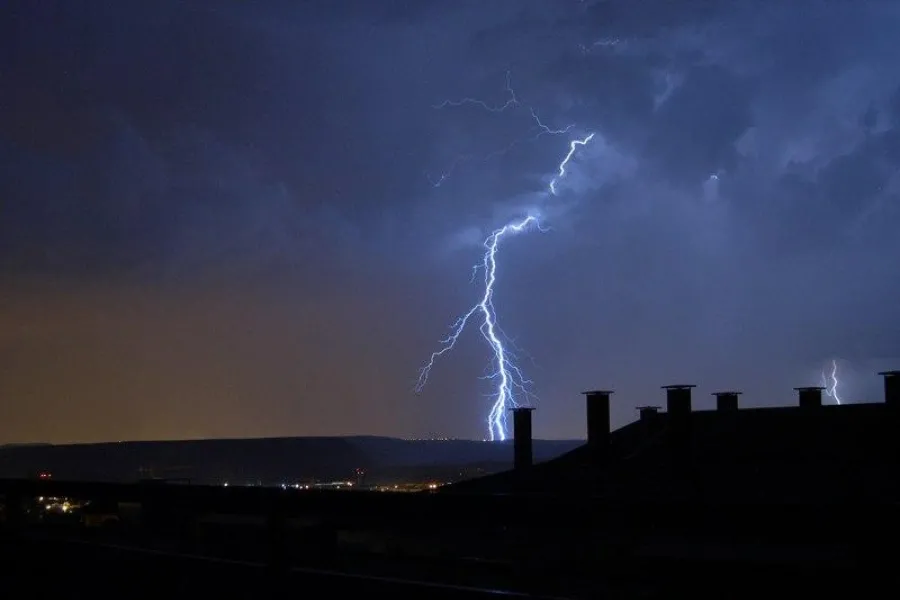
<box><xmin>417</xmin><ymin>72</ymin><xmax>595</xmax><ymax>441</ymax></box>
<box><xmin>821</xmin><ymin>359</ymin><xmax>843</xmax><ymax>405</ymax></box>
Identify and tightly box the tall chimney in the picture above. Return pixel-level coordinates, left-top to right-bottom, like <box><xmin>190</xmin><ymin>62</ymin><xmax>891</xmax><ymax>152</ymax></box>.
<box><xmin>795</xmin><ymin>387</ymin><xmax>824</xmax><ymax>408</ymax></box>
<box><xmin>582</xmin><ymin>390</ymin><xmax>613</xmax><ymax>451</ymax></box>
<box><xmin>713</xmin><ymin>391</ymin><xmax>741</xmax><ymax>411</ymax></box>
<box><xmin>878</xmin><ymin>371</ymin><xmax>900</xmax><ymax>408</ymax></box>
<box><xmin>662</xmin><ymin>385</ymin><xmax>694</xmax><ymax>464</ymax></box>
<box><xmin>662</xmin><ymin>385</ymin><xmax>695</xmax><ymax>417</ymax></box>
<box><xmin>510</xmin><ymin>407</ymin><xmax>535</xmax><ymax>472</ymax></box>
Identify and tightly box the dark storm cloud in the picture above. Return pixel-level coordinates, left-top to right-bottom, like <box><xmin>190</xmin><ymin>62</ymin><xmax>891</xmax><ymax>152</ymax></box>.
<box><xmin>1</xmin><ymin>0</ymin><xmax>428</xmax><ymax>278</ymax></box>
<box><xmin>2</xmin><ymin>1</ymin><xmax>899</xmax><ymax>443</ymax></box>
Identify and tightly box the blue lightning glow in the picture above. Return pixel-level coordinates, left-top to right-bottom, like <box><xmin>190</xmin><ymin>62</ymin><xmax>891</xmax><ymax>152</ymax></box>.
<box><xmin>821</xmin><ymin>359</ymin><xmax>843</xmax><ymax>405</ymax></box>
<box><xmin>418</xmin><ymin>72</ymin><xmax>595</xmax><ymax>441</ymax></box>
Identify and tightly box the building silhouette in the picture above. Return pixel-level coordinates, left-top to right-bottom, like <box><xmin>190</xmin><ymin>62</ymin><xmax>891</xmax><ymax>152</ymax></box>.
<box><xmin>445</xmin><ymin>371</ymin><xmax>900</xmax><ymax>501</ymax></box>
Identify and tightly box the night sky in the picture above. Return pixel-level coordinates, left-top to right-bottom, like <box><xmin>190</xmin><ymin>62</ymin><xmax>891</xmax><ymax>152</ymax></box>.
<box><xmin>2</xmin><ymin>1</ymin><xmax>899</xmax><ymax>444</ymax></box>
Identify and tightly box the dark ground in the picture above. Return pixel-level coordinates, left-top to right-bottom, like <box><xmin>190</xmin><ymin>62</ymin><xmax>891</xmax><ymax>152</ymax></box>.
<box><xmin>0</xmin><ymin>533</ymin><xmax>568</xmax><ymax>599</ymax></box>
<box><xmin>0</xmin><ymin>524</ymin><xmax>881</xmax><ymax>600</ymax></box>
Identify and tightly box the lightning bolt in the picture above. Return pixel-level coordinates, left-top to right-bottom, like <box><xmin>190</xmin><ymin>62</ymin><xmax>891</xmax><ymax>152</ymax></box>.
<box><xmin>427</xmin><ymin>72</ymin><xmax>576</xmax><ymax>188</ymax></box>
<box><xmin>417</xmin><ymin>72</ymin><xmax>595</xmax><ymax>441</ymax></box>
<box><xmin>821</xmin><ymin>359</ymin><xmax>843</xmax><ymax>405</ymax></box>
<box><xmin>416</xmin><ymin>216</ymin><xmax>543</xmax><ymax>441</ymax></box>
<box><xmin>549</xmin><ymin>133</ymin><xmax>596</xmax><ymax>196</ymax></box>
<box><xmin>432</xmin><ymin>70</ymin><xmax>520</xmax><ymax>112</ymax></box>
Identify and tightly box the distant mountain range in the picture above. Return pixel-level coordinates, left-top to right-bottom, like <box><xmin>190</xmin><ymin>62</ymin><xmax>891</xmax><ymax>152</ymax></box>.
<box><xmin>0</xmin><ymin>436</ymin><xmax>583</xmax><ymax>485</ymax></box>
<box><xmin>0</xmin><ymin>443</ymin><xmax>53</xmax><ymax>448</ymax></box>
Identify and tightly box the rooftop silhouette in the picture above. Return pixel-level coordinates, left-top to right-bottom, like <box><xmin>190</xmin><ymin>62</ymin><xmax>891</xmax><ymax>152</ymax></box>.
<box><xmin>446</xmin><ymin>371</ymin><xmax>900</xmax><ymax>501</ymax></box>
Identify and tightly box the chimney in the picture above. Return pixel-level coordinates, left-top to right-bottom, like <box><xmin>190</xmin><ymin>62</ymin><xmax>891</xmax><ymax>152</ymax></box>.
<box><xmin>510</xmin><ymin>407</ymin><xmax>535</xmax><ymax>472</ymax></box>
<box><xmin>662</xmin><ymin>385</ymin><xmax>694</xmax><ymax>463</ymax></box>
<box><xmin>582</xmin><ymin>390</ymin><xmax>613</xmax><ymax>451</ymax></box>
<box><xmin>878</xmin><ymin>371</ymin><xmax>900</xmax><ymax>408</ymax></box>
<box><xmin>881</xmin><ymin>372</ymin><xmax>900</xmax><ymax>463</ymax></box>
<box><xmin>662</xmin><ymin>385</ymin><xmax>695</xmax><ymax>417</ymax></box>
<box><xmin>713</xmin><ymin>391</ymin><xmax>741</xmax><ymax>411</ymax></box>
<box><xmin>795</xmin><ymin>387</ymin><xmax>824</xmax><ymax>409</ymax></box>
<box><xmin>638</xmin><ymin>406</ymin><xmax>661</xmax><ymax>421</ymax></box>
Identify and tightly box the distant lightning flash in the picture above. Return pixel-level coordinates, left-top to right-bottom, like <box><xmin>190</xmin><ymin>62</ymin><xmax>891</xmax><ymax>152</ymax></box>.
<box><xmin>417</xmin><ymin>72</ymin><xmax>595</xmax><ymax>441</ymax></box>
<box><xmin>821</xmin><ymin>359</ymin><xmax>843</xmax><ymax>405</ymax></box>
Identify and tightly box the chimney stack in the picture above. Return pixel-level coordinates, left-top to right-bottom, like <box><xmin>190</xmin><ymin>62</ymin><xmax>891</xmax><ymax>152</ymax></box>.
<box><xmin>662</xmin><ymin>385</ymin><xmax>695</xmax><ymax>417</ymax></box>
<box><xmin>510</xmin><ymin>407</ymin><xmax>535</xmax><ymax>472</ymax></box>
<box><xmin>713</xmin><ymin>391</ymin><xmax>741</xmax><ymax>411</ymax></box>
<box><xmin>582</xmin><ymin>390</ymin><xmax>613</xmax><ymax>451</ymax></box>
<box><xmin>638</xmin><ymin>406</ymin><xmax>661</xmax><ymax>421</ymax></box>
<box><xmin>662</xmin><ymin>385</ymin><xmax>694</xmax><ymax>463</ymax></box>
<box><xmin>881</xmin><ymin>372</ymin><xmax>900</xmax><ymax>463</ymax></box>
<box><xmin>878</xmin><ymin>371</ymin><xmax>900</xmax><ymax>408</ymax></box>
<box><xmin>795</xmin><ymin>387</ymin><xmax>824</xmax><ymax>409</ymax></box>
